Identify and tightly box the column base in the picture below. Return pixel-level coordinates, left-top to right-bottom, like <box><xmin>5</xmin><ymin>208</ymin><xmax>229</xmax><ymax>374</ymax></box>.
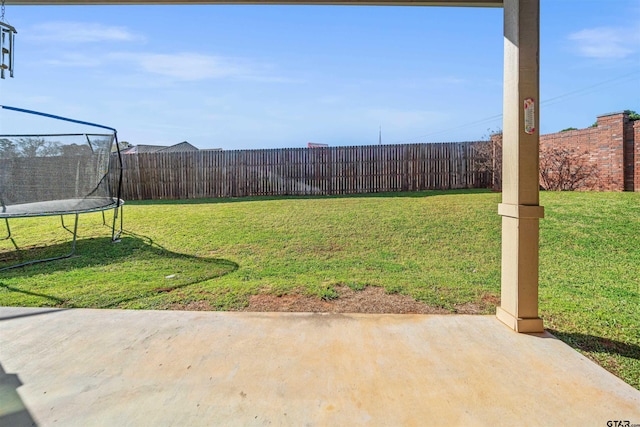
<box><xmin>496</xmin><ymin>306</ymin><xmax>544</xmax><ymax>333</ymax></box>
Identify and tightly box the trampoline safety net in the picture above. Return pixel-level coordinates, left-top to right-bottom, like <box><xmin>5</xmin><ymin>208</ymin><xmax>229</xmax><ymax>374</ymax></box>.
<box><xmin>0</xmin><ymin>105</ymin><xmax>124</xmax><ymax>271</ymax></box>
<box><xmin>0</xmin><ymin>133</ymin><xmax>119</xmax><ymax>217</ymax></box>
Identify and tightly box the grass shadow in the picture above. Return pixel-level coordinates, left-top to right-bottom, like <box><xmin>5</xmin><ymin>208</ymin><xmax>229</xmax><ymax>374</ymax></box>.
<box><xmin>548</xmin><ymin>329</ymin><xmax>640</xmax><ymax>361</ymax></box>
<box><xmin>0</xmin><ymin>231</ymin><xmax>238</xmax><ymax>309</ymax></box>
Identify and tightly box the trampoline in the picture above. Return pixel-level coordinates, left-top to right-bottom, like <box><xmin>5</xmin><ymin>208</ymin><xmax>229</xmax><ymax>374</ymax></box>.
<box><xmin>0</xmin><ymin>105</ymin><xmax>124</xmax><ymax>270</ymax></box>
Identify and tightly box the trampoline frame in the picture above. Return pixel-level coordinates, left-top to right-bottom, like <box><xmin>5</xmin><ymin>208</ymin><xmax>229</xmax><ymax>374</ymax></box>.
<box><xmin>0</xmin><ymin>105</ymin><xmax>125</xmax><ymax>271</ymax></box>
<box><xmin>0</xmin><ymin>201</ymin><xmax>124</xmax><ymax>271</ymax></box>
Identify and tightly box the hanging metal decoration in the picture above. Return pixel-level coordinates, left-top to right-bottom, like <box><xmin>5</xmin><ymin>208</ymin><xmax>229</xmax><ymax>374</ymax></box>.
<box><xmin>1</xmin><ymin>0</ymin><xmax>17</xmax><ymax>79</ymax></box>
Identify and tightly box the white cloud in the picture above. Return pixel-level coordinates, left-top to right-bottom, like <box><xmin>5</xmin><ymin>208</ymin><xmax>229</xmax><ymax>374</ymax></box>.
<box><xmin>115</xmin><ymin>52</ymin><xmax>250</xmax><ymax>81</ymax></box>
<box><xmin>23</xmin><ymin>22</ymin><xmax>294</xmax><ymax>83</ymax></box>
<box><xmin>568</xmin><ymin>26</ymin><xmax>638</xmax><ymax>59</ymax></box>
<box><xmin>40</xmin><ymin>50</ymin><xmax>259</xmax><ymax>81</ymax></box>
<box><xmin>108</xmin><ymin>52</ymin><xmax>297</xmax><ymax>82</ymax></box>
<box><xmin>27</xmin><ymin>22</ymin><xmax>144</xmax><ymax>43</ymax></box>
<box><xmin>43</xmin><ymin>53</ymin><xmax>104</xmax><ymax>68</ymax></box>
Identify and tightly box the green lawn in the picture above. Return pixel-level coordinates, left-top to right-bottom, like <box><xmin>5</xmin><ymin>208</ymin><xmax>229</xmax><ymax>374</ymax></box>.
<box><xmin>0</xmin><ymin>190</ymin><xmax>638</xmax><ymax>389</ymax></box>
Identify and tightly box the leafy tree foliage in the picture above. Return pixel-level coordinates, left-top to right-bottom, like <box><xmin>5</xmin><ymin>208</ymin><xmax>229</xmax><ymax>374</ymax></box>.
<box><xmin>624</xmin><ymin>110</ymin><xmax>640</xmax><ymax>120</ymax></box>
<box><xmin>0</xmin><ymin>138</ymin><xmax>18</xmax><ymax>159</ymax></box>
<box><xmin>0</xmin><ymin>137</ymin><xmax>63</xmax><ymax>158</ymax></box>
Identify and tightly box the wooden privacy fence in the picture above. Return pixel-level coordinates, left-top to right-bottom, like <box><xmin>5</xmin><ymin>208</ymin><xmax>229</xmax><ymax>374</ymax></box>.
<box><xmin>110</xmin><ymin>142</ymin><xmax>491</xmax><ymax>200</ymax></box>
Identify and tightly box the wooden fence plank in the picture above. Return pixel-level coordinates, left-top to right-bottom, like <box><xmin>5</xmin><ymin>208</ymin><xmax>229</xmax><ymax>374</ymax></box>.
<box><xmin>110</xmin><ymin>142</ymin><xmax>489</xmax><ymax>200</ymax></box>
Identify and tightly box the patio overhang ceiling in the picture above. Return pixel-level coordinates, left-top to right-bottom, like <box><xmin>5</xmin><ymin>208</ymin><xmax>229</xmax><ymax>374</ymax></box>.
<box><xmin>5</xmin><ymin>0</ymin><xmax>502</xmax><ymax>6</ymax></box>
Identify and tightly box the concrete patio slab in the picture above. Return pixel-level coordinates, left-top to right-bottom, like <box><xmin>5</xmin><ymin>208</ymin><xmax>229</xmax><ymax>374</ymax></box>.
<box><xmin>1</xmin><ymin>307</ymin><xmax>639</xmax><ymax>426</ymax></box>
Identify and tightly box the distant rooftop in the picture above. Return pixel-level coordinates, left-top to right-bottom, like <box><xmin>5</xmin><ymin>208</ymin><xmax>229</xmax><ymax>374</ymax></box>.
<box><xmin>308</xmin><ymin>142</ymin><xmax>329</xmax><ymax>148</ymax></box>
<box><xmin>123</xmin><ymin>141</ymin><xmax>203</xmax><ymax>154</ymax></box>
<box><xmin>156</xmin><ymin>141</ymin><xmax>198</xmax><ymax>153</ymax></box>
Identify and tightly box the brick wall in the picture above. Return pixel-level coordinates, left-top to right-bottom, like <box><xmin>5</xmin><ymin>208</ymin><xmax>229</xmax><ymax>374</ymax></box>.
<box><xmin>539</xmin><ymin>111</ymin><xmax>638</xmax><ymax>191</ymax></box>
<box><xmin>623</xmin><ymin>116</ymin><xmax>635</xmax><ymax>190</ymax></box>
<box><xmin>634</xmin><ymin>120</ymin><xmax>640</xmax><ymax>192</ymax></box>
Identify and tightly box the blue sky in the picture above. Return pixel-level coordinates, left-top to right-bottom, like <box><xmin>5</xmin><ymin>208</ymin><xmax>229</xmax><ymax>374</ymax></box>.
<box><xmin>0</xmin><ymin>0</ymin><xmax>638</xmax><ymax>150</ymax></box>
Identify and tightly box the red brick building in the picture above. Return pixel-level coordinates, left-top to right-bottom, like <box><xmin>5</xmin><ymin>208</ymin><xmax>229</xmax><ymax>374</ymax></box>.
<box><xmin>539</xmin><ymin>111</ymin><xmax>640</xmax><ymax>191</ymax></box>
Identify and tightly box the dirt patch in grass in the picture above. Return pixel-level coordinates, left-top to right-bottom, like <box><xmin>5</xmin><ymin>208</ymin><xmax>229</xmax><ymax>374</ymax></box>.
<box><xmin>165</xmin><ymin>286</ymin><xmax>497</xmax><ymax>314</ymax></box>
<box><xmin>241</xmin><ymin>286</ymin><xmax>488</xmax><ymax>314</ymax></box>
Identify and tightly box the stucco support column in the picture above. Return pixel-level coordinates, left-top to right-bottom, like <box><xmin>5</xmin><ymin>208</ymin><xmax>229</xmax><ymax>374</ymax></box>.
<box><xmin>496</xmin><ymin>0</ymin><xmax>544</xmax><ymax>333</ymax></box>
